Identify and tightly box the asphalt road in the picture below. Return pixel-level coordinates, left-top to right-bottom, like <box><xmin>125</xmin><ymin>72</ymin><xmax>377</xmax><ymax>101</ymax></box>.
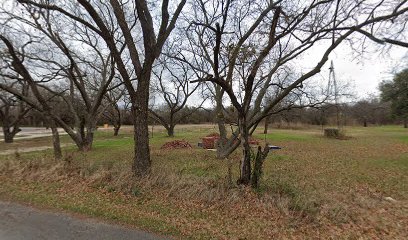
<box><xmin>0</xmin><ymin>127</ymin><xmax>67</xmax><ymax>142</ymax></box>
<box><xmin>0</xmin><ymin>201</ymin><xmax>166</xmax><ymax>240</ymax></box>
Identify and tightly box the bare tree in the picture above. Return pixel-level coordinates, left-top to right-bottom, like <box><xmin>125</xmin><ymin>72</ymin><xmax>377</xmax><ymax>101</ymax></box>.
<box><xmin>5</xmin><ymin>0</ymin><xmax>188</xmax><ymax>175</ymax></box>
<box><xmin>103</xmin><ymin>84</ymin><xmax>129</xmax><ymax>136</ymax></box>
<box><xmin>186</xmin><ymin>0</ymin><xmax>408</xmax><ymax>186</ymax></box>
<box><xmin>0</xmin><ymin>86</ymin><xmax>29</xmax><ymax>143</ymax></box>
<box><xmin>0</xmin><ymin>4</ymin><xmax>117</xmax><ymax>151</ymax></box>
<box><xmin>150</xmin><ymin>55</ymin><xmax>204</xmax><ymax>137</ymax></box>
<box><xmin>349</xmin><ymin>97</ymin><xmax>390</xmax><ymax>127</ymax></box>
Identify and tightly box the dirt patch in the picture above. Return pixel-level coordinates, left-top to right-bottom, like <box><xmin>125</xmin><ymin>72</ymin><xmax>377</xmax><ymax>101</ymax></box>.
<box><xmin>160</xmin><ymin>140</ymin><xmax>192</xmax><ymax>150</ymax></box>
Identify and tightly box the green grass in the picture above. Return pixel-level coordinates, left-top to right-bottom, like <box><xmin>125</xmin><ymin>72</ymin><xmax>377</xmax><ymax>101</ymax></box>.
<box><xmin>1</xmin><ymin>124</ymin><xmax>408</xmax><ymax>239</ymax></box>
<box><xmin>254</xmin><ymin>130</ymin><xmax>313</xmax><ymax>142</ymax></box>
<box><xmin>398</xmin><ymin>135</ymin><xmax>408</xmax><ymax>142</ymax></box>
<box><xmin>93</xmin><ymin>138</ymin><xmax>134</xmax><ymax>148</ymax></box>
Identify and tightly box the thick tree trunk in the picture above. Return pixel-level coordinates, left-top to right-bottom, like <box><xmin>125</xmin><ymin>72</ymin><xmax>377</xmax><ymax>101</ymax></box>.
<box><xmin>404</xmin><ymin>117</ymin><xmax>407</xmax><ymax>128</ymax></box>
<box><xmin>3</xmin><ymin>127</ymin><xmax>14</xmax><ymax>143</ymax></box>
<box><xmin>50</xmin><ymin>122</ymin><xmax>62</xmax><ymax>160</ymax></box>
<box><xmin>74</xmin><ymin>125</ymin><xmax>94</xmax><ymax>152</ymax></box>
<box><xmin>2</xmin><ymin>125</ymin><xmax>20</xmax><ymax>143</ymax></box>
<box><xmin>132</xmin><ymin>73</ymin><xmax>151</xmax><ymax>177</ymax></box>
<box><xmin>237</xmin><ymin>115</ymin><xmax>252</xmax><ymax>185</ymax></box>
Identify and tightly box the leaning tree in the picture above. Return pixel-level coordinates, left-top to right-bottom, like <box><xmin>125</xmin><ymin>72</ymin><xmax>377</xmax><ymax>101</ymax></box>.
<box><xmin>184</xmin><ymin>0</ymin><xmax>408</xmax><ymax>186</ymax></box>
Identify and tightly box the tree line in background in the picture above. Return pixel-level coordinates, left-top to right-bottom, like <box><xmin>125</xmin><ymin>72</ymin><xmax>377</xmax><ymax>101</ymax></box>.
<box><xmin>0</xmin><ymin>0</ymin><xmax>407</xmax><ymax>187</ymax></box>
<box><xmin>1</xmin><ymin>94</ymin><xmax>399</xmax><ymax>130</ymax></box>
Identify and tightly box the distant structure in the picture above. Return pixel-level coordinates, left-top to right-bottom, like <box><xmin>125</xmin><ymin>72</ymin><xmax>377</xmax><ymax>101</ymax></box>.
<box><xmin>327</xmin><ymin>60</ymin><xmax>341</xmax><ymax>129</ymax></box>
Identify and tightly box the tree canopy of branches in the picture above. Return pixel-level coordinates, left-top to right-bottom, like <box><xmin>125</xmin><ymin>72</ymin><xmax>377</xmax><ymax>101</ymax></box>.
<box><xmin>349</xmin><ymin>96</ymin><xmax>389</xmax><ymax>127</ymax></box>
<box><xmin>0</xmin><ymin>0</ymin><xmax>407</xmax><ymax>187</ymax></box>
<box><xmin>0</xmin><ymin>4</ymin><xmax>118</xmax><ymax>151</ymax></box>
<box><xmin>150</xmin><ymin>55</ymin><xmax>204</xmax><ymax>137</ymax></box>
<box><xmin>0</xmin><ymin>0</ymin><xmax>187</xmax><ymax>176</ymax></box>
<box><xmin>103</xmin><ymin>83</ymin><xmax>129</xmax><ymax>136</ymax></box>
<box><xmin>183</xmin><ymin>0</ymin><xmax>408</xmax><ymax>186</ymax></box>
<box><xmin>0</xmin><ymin>86</ymin><xmax>29</xmax><ymax>143</ymax></box>
<box><xmin>380</xmin><ymin>68</ymin><xmax>408</xmax><ymax>128</ymax></box>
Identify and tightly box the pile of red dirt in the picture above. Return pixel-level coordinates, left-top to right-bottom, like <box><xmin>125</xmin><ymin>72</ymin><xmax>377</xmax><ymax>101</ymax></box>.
<box><xmin>160</xmin><ymin>140</ymin><xmax>192</xmax><ymax>150</ymax></box>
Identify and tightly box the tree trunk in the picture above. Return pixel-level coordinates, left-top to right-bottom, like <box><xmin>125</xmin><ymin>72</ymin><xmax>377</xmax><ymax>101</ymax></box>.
<box><xmin>216</xmin><ymin>119</ymin><xmax>228</xmax><ymax>158</ymax></box>
<box><xmin>2</xmin><ymin>125</ymin><xmax>19</xmax><ymax>143</ymax></box>
<box><xmin>113</xmin><ymin>105</ymin><xmax>121</xmax><ymax>136</ymax></box>
<box><xmin>74</xmin><ymin>127</ymin><xmax>94</xmax><ymax>152</ymax></box>
<box><xmin>215</xmin><ymin>88</ymin><xmax>228</xmax><ymax>158</ymax></box>
<box><xmin>132</xmin><ymin>73</ymin><xmax>151</xmax><ymax>177</ymax></box>
<box><xmin>79</xmin><ymin>117</ymin><xmax>86</xmax><ymax>141</ymax></box>
<box><xmin>251</xmin><ymin>146</ymin><xmax>270</xmax><ymax>189</ymax></box>
<box><xmin>3</xmin><ymin>126</ymin><xmax>14</xmax><ymax>143</ymax></box>
<box><xmin>113</xmin><ymin>125</ymin><xmax>120</xmax><ymax>136</ymax></box>
<box><xmin>167</xmin><ymin>125</ymin><xmax>175</xmax><ymax>137</ymax></box>
<box><xmin>84</xmin><ymin>128</ymin><xmax>94</xmax><ymax>150</ymax></box>
<box><xmin>217</xmin><ymin>140</ymin><xmax>239</xmax><ymax>158</ymax></box>
<box><xmin>77</xmin><ymin>139</ymin><xmax>92</xmax><ymax>152</ymax></box>
<box><xmin>263</xmin><ymin>115</ymin><xmax>270</xmax><ymax>134</ymax></box>
<box><xmin>237</xmin><ymin>115</ymin><xmax>251</xmax><ymax>185</ymax></box>
<box><xmin>57</xmin><ymin>120</ymin><xmax>91</xmax><ymax>152</ymax></box>
<box><xmin>50</xmin><ymin>121</ymin><xmax>62</xmax><ymax>160</ymax></box>
<box><xmin>404</xmin><ymin>117</ymin><xmax>407</xmax><ymax>128</ymax></box>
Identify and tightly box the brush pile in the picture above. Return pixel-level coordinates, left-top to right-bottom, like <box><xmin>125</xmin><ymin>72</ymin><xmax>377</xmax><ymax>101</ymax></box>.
<box><xmin>206</xmin><ymin>132</ymin><xmax>220</xmax><ymax>138</ymax></box>
<box><xmin>160</xmin><ymin>140</ymin><xmax>192</xmax><ymax>150</ymax></box>
<box><xmin>202</xmin><ymin>133</ymin><xmax>220</xmax><ymax>149</ymax></box>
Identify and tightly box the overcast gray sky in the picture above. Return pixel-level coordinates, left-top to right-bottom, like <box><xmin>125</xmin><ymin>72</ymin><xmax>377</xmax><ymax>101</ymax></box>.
<box><xmin>311</xmin><ymin>44</ymin><xmax>407</xmax><ymax>100</ymax></box>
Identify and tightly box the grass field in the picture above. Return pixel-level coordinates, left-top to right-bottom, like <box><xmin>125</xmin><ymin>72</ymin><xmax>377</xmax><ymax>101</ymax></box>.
<box><xmin>0</xmin><ymin>125</ymin><xmax>407</xmax><ymax>239</ymax></box>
